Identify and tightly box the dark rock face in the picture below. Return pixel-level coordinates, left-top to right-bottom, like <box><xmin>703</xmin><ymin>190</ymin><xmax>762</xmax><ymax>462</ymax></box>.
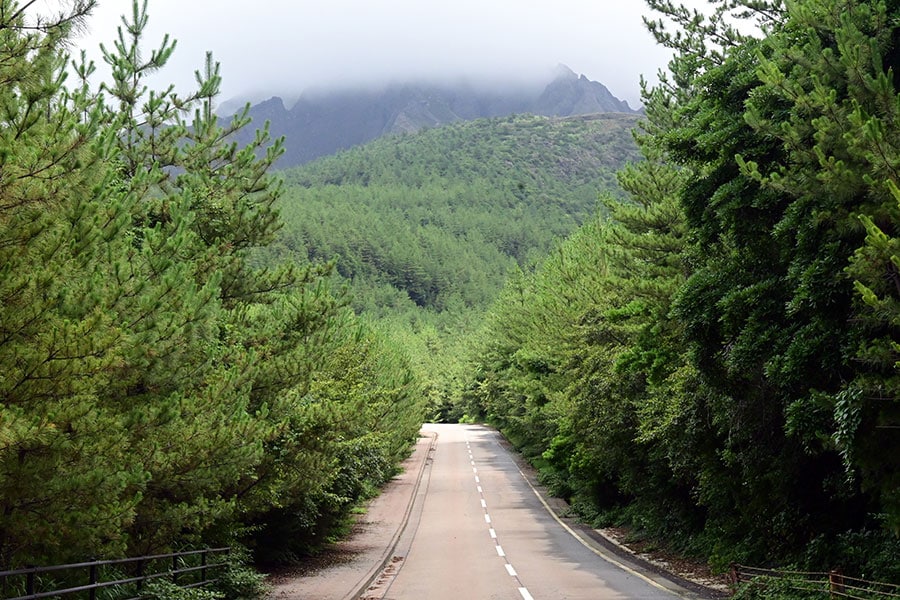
<box><xmin>533</xmin><ymin>66</ymin><xmax>632</xmax><ymax>116</ymax></box>
<box><xmin>226</xmin><ymin>65</ymin><xmax>636</xmax><ymax>168</ymax></box>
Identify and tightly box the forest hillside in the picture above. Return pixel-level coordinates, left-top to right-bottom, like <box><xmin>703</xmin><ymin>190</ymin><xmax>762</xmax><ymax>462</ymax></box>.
<box><xmin>271</xmin><ymin>112</ymin><xmax>640</xmax><ymax>314</ymax></box>
<box><xmin>263</xmin><ymin>113</ymin><xmax>640</xmax><ymax>418</ymax></box>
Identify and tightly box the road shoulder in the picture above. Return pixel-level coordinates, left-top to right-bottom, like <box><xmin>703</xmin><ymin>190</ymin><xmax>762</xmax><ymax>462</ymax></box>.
<box><xmin>265</xmin><ymin>431</ymin><xmax>436</xmax><ymax>600</ymax></box>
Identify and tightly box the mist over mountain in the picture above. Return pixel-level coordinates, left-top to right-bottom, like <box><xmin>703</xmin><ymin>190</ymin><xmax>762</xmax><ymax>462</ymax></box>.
<box><xmin>220</xmin><ymin>65</ymin><xmax>637</xmax><ymax>169</ymax></box>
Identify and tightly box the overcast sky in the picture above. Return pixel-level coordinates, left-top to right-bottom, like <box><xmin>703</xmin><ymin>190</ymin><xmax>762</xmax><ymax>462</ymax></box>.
<box><xmin>67</xmin><ymin>0</ymin><xmax>680</xmax><ymax>109</ymax></box>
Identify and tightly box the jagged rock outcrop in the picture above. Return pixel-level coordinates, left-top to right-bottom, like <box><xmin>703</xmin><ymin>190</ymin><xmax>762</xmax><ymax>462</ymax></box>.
<box><xmin>533</xmin><ymin>65</ymin><xmax>632</xmax><ymax>116</ymax></box>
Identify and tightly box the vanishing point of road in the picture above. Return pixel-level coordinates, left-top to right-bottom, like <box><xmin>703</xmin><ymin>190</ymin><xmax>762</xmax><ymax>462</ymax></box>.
<box><xmin>363</xmin><ymin>423</ymin><xmax>701</xmax><ymax>600</ymax></box>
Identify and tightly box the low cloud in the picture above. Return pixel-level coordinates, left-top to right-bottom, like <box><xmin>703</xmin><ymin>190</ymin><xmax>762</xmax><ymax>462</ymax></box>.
<box><xmin>75</xmin><ymin>0</ymin><xmax>677</xmax><ymax>108</ymax></box>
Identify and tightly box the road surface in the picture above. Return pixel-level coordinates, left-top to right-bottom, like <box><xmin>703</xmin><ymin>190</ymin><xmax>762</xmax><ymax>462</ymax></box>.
<box><xmin>363</xmin><ymin>423</ymin><xmax>692</xmax><ymax>600</ymax></box>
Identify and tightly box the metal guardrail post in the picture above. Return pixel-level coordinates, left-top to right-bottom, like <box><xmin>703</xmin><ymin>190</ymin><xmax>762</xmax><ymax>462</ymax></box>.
<box><xmin>201</xmin><ymin>551</ymin><xmax>208</xmax><ymax>583</ymax></box>
<box><xmin>136</xmin><ymin>559</ymin><xmax>144</xmax><ymax>593</ymax></box>
<box><xmin>89</xmin><ymin>561</ymin><xmax>98</xmax><ymax>600</ymax></box>
<box><xmin>729</xmin><ymin>563</ymin><xmax>740</xmax><ymax>590</ymax></box>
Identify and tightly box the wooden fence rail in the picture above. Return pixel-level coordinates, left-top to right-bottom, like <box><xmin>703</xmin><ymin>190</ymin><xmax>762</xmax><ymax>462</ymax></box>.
<box><xmin>730</xmin><ymin>564</ymin><xmax>900</xmax><ymax>599</ymax></box>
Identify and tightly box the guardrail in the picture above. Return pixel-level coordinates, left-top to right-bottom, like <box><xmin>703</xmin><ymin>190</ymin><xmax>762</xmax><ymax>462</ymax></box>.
<box><xmin>0</xmin><ymin>547</ymin><xmax>231</xmax><ymax>600</ymax></box>
<box><xmin>730</xmin><ymin>564</ymin><xmax>900</xmax><ymax>599</ymax></box>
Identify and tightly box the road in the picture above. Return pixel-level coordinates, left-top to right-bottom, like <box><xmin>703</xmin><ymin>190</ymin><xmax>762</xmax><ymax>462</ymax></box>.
<box><xmin>363</xmin><ymin>423</ymin><xmax>692</xmax><ymax>600</ymax></box>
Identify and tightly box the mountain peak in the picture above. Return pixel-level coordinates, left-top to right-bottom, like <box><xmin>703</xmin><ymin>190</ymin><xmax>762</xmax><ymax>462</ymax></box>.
<box><xmin>552</xmin><ymin>63</ymin><xmax>579</xmax><ymax>81</ymax></box>
<box><xmin>535</xmin><ymin>69</ymin><xmax>632</xmax><ymax>116</ymax></box>
<box><xmin>228</xmin><ymin>70</ymin><xmax>637</xmax><ymax>168</ymax></box>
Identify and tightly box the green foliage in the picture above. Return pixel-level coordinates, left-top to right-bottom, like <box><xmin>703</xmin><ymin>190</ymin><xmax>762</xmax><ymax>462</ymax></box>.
<box><xmin>267</xmin><ymin>112</ymin><xmax>639</xmax><ymax>420</ymax></box>
<box><xmin>209</xmin><ymin>547</ymin><xmax>271</xmax><ymax>600</ymax></box>
<box><xmin>7</xmin><ymin>0</ymin><xmax>900</xmax><ymax>583</ymax></box>
<box><xmin>0</xmin><ymin>0</ymin><xmax>142</xmax><ymax>565</ymax></box>
<box><xmin>274</xmin><ymin>112</ymin><xmax>639</xmax><ymax>313</ymax></box>
<box><xmin>144</xmin><ymin>580</ymin><xmax>224</xmax><ymax>600</ymax></box>
<box><xmin>243</xmin><ymin>308</ymin><xmax>423</xmax><ymax>564</ymax></box>
<box><xmin>0</xmin><ymin>0</ymin><xmax>424</xmax><ymax>573</ymax></box>
<box><xmin>666</xmin><ymin>0</ymin><xmax>900</xmax><ymax>545</ymax></box>
<box><xmin>212</xmin><ymin>565</ymin><xmax>270</xmax><ymax>600</ymax></box>
<box><xmin>456</xmin><ymin>0</ymin><xmax>900</xmax><ymax>579</ymax></box>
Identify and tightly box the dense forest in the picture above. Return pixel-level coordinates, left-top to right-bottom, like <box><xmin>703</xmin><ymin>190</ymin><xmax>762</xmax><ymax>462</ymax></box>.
<box><xmin>452</xmin><ymin>0</ymin><xmax>900</xmax><ymax>585</ymax></box>
<box><xmin>3</xmin><ymin>0</ymin><xmax>900</xmax><ymax>597</ymax></box>
<box><xmin>264</xmin><ymin>113</ymin><xmax>640</xmax><ymax>417</ymax></box>
<box><xmin>0</xmin><ymin>0</ymin><xmax>422</xmax><ymax>588</ymax></box>
<box><xmin>275</xmin><ymin>112</ymin><xmax>639</xmax><ymax>312</ymax></box>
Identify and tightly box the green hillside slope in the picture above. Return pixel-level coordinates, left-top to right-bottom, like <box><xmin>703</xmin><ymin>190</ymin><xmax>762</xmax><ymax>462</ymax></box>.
<box><xmin>273</xmin><ymin>113</ymin><xmax>640</xmax><ymax>315</ymax></box>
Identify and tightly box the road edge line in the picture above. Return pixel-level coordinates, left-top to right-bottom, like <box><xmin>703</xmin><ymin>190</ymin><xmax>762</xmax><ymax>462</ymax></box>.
<box><xmin>512</xmin><ymin>461</ymin><xmax>700</xmax><ymax>598</ymax></box>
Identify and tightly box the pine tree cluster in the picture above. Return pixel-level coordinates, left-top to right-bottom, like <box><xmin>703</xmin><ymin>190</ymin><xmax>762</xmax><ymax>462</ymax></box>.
<box><xmin>0</xmin><ymin>0</ymin><xmax>424</xmax><ymax>569</ymax></box>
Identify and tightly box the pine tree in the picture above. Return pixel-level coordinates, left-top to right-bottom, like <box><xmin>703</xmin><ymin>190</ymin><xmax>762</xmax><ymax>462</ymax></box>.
<box><xmin>0</xmin><ymin>0</ymin><xmax>428</xmax><ymax>567</ymax></box>
<box><xmin>651</xmin><ymin>0</ymin><xmax>900</xmax><ymax>556</ymax></box>
<box><xmin>741</xmin><ymin>0</ymin><xmax>900</xmax><ymax>530</ymax></box>
<box><xmin>0</xmin><ymin>0</ymin><xmax>151</xmax><ymax>565</ymax></box>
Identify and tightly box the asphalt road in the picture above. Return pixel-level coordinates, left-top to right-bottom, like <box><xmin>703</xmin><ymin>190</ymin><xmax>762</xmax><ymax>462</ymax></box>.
<box><xmin>365</xmin><ymin>423</ymin><xmax>692</xmax><ymax>600</ymax></box>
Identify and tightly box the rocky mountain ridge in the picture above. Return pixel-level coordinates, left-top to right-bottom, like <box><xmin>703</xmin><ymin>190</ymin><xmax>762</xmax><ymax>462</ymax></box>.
<box><xmin>223</xmin><ymin>65</ymin><xmax>637</xmax><ymax>169</ymax></box>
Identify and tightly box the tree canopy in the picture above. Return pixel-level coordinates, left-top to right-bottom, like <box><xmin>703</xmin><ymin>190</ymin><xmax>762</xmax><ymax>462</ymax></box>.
<box><xmin>457</xmin><ymin>0</ymin><xmax>900</xmax><ymax>579</ymax></box>
<box><xmin>0</xmin><ymin>0</ymin><xmax>423</xmax><ymax>570</ymax></box>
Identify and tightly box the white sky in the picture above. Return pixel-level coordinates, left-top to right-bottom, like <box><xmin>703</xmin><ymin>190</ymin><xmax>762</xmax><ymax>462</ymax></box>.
<box><xmin>62</xmin><ymin>0</ymin><xmax>683</xmax><ymax>108</ymax></box>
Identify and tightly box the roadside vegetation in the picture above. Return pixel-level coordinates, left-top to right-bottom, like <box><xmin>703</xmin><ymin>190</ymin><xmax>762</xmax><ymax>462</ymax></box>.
<box><xmin>0</xmin><ymin>0</ymin><xmax>422</xmax><ymax>577</ymax></box>
<box><xmin>455</xmin><ymin>0</ymin><xmax>900</xmax><ymax>585</ymax></box>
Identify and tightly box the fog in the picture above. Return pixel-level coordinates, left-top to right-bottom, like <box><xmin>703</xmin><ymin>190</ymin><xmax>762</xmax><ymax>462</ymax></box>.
<box><xmin>65</xmin><ymin>0</ymin><xmax>681</xmax><ymax>108</ymax></box>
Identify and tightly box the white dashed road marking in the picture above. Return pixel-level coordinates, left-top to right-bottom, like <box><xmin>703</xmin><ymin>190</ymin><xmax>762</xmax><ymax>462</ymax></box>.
<box><xmin>465</xmin><ymin>432</ymin><xmax>534</xmax><ymax>600</ymax></box>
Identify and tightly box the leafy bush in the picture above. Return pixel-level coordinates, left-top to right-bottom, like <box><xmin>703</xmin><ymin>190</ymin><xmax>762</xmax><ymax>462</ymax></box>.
<box><xmin>144</xmin><ymin>580</ymin><xmax>224</xmax><ymax>600</ymax></box>
<box><xmin>211</xmin><ymin>564</ymin><xmax>270</xmax><ymax>600</ymax></box>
